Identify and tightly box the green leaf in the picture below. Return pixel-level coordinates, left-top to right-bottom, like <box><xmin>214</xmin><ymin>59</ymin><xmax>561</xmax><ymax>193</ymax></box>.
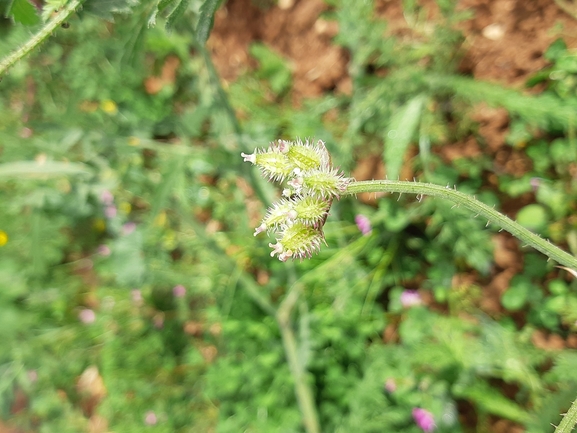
<box><xmin>250</xmin><ymin>43</ymin><xmax>292</xmax><ymax>95</ymax></box>
<box><xmin>110</xmin><ymin>230</ymin><xmax>145</xmax><ymax>286</ymax></box>
<box><xmin>501</xmin><ymin>276</ymin><xmax>531</xmax><ymax>311</ymax></box>
<box><xmin>516</xmin><ymin>204</ymin><xmax>548</xmax><ymax>233</ymax></box>
<box><xmin>165</xmin><ymin>0</ymin><xmax>189</xmax><ymax>33</ymax></box>
<box><xmin>383</xmin><ymin>94</ymin><xmax>426</xmax><ymax>180</ymax></box>
<box><xmin>430</xmin><ymin>75</ymin><xmax>577</xmax><ymax>130</ymax></box>
<box><xmin>83</xmin><ymin>0</ymin><xmax>138</xmax><ymax>21</ymax></box>
<box><xmin>8</xmin><ymin>0</ymin><xmax>40</xmax><ymax>25</ymax></box>
<box><xmin>0</xmin><ymin>161</ymin><xmax>92</xmax><ymax>179</ymax></box>
<box><xmin>147</xmin><ymin>0</ymin><xmax>178</xmax><ymax>27</ymax></box>
<box><xmin>196</xmin><ymin>0</ymin><xmax>220</xmax><ymax>45</ymax></box>
<box><xmin>454</xmin><ymin>380</ymin><xmax>531</xmax><ymax>423</ymax></box>
<box><xmin>544</xmin><ymin>38</ymin><xmax>567</xmax><ymax>62</ymax></box>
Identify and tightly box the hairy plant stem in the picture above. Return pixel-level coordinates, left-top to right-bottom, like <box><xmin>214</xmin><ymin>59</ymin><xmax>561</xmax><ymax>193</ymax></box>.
<box><xmin>0</xmin><ymin>0</ymin><xmax>84</xmax><ymax>77</ymax></box>
<box><xmin>345</xmin><ymin>180</ymin><xmax>577</xmax><ymax>270</ymax></box>
<box><xmin>555</xmin><ymin>398</ymin><xmax>577</xmax><ymax>433</ymax></box>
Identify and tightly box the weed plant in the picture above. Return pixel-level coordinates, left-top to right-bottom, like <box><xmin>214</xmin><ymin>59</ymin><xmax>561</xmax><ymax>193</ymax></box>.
<box><xmin>1</xmin><ymin>1</ymin><xmax>577</xmax><ymax>432</ymax></box>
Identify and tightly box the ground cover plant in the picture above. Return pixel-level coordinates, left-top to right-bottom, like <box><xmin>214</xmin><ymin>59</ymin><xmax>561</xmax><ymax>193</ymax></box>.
<box><xmin>1</xmin><ymin>0</ymin><xmax>577</xmax><ymax>432</ymax></box>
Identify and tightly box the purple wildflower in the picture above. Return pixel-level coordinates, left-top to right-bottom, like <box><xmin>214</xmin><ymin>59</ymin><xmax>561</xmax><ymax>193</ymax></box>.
<box><xmin>97</xmin><ymin>244</ymin><xmax>111</xmax><ymax>256</ymax></box>
<box><xmin>144</xmin><ymin>411</ymin><xmax>157</xmax><ymax>425</ymax></box>
<box><xmin>100</xmin><ymin>190</ymin><xmax>114</xmax><ymax>205</ymax></box>
<box><xmin>384</xmin><ymin>378</ymin><xmax>396</xmax><ymax>393</ymax></box>
<box><xmin>173</xmin><ymin>285</ymin><xmax>186</xmax><ymax>298</ymax></box>
<box><xmin>131</xmin><ymin>289</ymin><xmax>143</xmax><ymax>306</ymax></box>
<box><xmin>153</xmin><ymin>314</ymin><xmax>164</xmax><ymax>329</ymax></box>
<box><xmin>412</xmin><ymin>408</ymin><xmax>435</xmax><ymax>432</ymax></box>
<box><xmin>400</xmin><ymin>290</ymin><xmax>422</xmax><ymax>308</ymax></box>
<box><xmin>355</xmin><ymin>214</ymin><xmax>372</xmax><ymax>235</ymax></box>
<box><xmin>122</xmin><ymin>222</ymin><xmax>136</xmax><ymax>235</ymax></box>
<box><xmin>104</xmin><ymin>205</ymin><xmax>117</xmax><ymax>219</ymax></box>
<box><xmin>27</xmin><ymin>370</ymin><xmax>38</xmax><ymax>383</ymax></box>
<box><xmin>78</xmin><ymin>309</ymin><xmax>96</xmax><ymax>324</ymax></box>
<box><xmin>530</xmin><ymin>177</ymin><xmax>541</xmax><ymax>193</ymax></box>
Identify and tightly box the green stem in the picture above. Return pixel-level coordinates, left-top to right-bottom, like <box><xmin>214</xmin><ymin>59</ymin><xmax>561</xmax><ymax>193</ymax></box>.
<box><xmin>276</xmin><ymin>283</ymin><xmax>321</xmax><ymax>433</ymax></box>
<box><xmin>345</xmin><ymin>180</ymin><xmax>577</xmax><ymax>270</ymax></box>
<box><xmin>0</xmin><ymin>0</ymin><xmax>84</xmax><ymax>77</ymax></box>
<box><xmin>555</xmin><ymin>398</ymin><xmax>577</xmax><ymax>433</ymax></box>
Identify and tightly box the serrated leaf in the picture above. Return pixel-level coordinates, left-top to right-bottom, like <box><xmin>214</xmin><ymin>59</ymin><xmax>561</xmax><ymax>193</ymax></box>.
<box><xmin>196</xmin><ymin>0</ymin><xmax>220</xmax><ymax>44</ymax></box>
<box><xmin>83</xmin><ymin>0</ymin><xmax>138</xmax><ymax>21</ymax></box>
<box><xmin>8</xmin><ymin>0</ymin><xmax>40</xmax><ymax>25</ymax></box>
<box><xmin>165</xmin><ymin>0</ymin><xmax>189</xmax><ymax>33</ymax></box>
<box><xmin>147</xmin><ymin>0</ymin><xmax>177</xmax><ymax>27</ymax></box>
<box><xmin>41</xmin><ymin>0</ymin><xmax>68</xmax><ymax>21</ymax></box>
<box><xmin>383</xmin><ymin>94</ymin><xmax>426</xmax><ymax>180</ymax></box>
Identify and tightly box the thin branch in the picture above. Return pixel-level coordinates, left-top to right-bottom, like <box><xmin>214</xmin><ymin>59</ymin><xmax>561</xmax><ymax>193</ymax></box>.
<box><xmin>0</xmin><ymin>0</ymin><xmax>85</xmax><ymax>77</ymax></box>
<box><xmin>345</xmin><ymin>180</ymin><xmax>577</xmax><ymax>270</ymax></box>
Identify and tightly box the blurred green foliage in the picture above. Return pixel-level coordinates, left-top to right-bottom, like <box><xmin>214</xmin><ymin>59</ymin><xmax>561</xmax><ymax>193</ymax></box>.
<box><xmin>1</xmin><ymin>0</ymin><xmax>577</xmax><ymax>432</ymax></box>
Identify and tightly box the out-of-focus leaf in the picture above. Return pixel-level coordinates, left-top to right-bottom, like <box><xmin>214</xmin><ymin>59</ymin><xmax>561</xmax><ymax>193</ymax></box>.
<box><xmin>8</xmin><ymin>0</ymin><xmax>40</xmax><ymax>25</ymax></box>
<box><xmin>147</xmin><ymin>0</ymin><xmax>177</xmax><ymax>27</ymax></box>
<box><xmin>196</xmin><ymin>0</ymin><xmax>220</xmax><ymax>44</ymax></box>
<box><xmin>454</xmin><ymin>380</ymin><xmax>531</xmax><ymax>423</ymax></box>
<box><xmin>83</xmin><ymin>0</ymin><xmax>138</xmax><ymax>20</ymax></box>
<box><xmin>516</xmin><ymin>204</ymin><xmax>548</xmax><ymax>233</ymax></box>
<box><xmin>110</xmin><ymin>230</ymin><xmax>145</xmax><ymax>286</ymax></box>
<box><xmin>250</xmin><ymin>43</ymin><xmax>292</xmax><ymax>96</ymax></box>
<box><xmin>383</xmin><ymin>94</ymin><xmax>426</xmax><ymax>180</ymax></box>
<box><xmin>0</xmin><ymin>161</ymin><xmax>92</xmax><ymax>178</ymax></box>
<box><xmin>165</xmin><ymin>0</ymin><xmax>189</xmax><ymax>33</ymax></box>
<box><xmin>501</xmin><ymin>275</ymin><xmax>531</xmax><ymax>311</ymax></box>
<box><xmin>40</xmin><ymin>0</ymin><xmax>68</xmax><ymax>21</ymax></box>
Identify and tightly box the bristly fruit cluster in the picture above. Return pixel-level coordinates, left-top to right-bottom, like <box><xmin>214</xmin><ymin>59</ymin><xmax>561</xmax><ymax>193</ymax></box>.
<box><xmin>242</xmin><ymin>138</ymin><xmax>351</xmax><ymax>261</ymax></box>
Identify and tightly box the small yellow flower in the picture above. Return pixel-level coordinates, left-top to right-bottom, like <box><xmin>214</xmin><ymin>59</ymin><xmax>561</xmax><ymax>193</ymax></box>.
<box><xmin>128</xmin><ymin>136</ymin><xmax>141</xmax><ymax>146</ymax></box>
<box><xmin>154</xmin><ymin>211</ymin><xmax>167</xmax><ymax>227</ymax></box>
<box><xmin>100</xmin><ymin>100</ymin><xmax>118</xmax><ymax>114</ymax></box>
<box><xmin>0</xmin><ymin>230</ymin><xmax>8</xmax><ymax>247</ymax></box>
<box><xmin>119</xmin><ymin>202</ymin><xmax>132</xmax><ymax>215</ymax></box>
<box><xmin>93</xmin><ymin>218</ymin><xmax>106</xmax><ymax>232</ymax></box>
<box><xmin>162</xmin><ymin>230</ymin><xmax>176</xmax><ymax>250</ymax></box>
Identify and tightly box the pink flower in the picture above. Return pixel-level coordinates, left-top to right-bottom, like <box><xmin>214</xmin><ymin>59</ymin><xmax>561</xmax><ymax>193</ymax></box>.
<box><xmin>153</xmin><ymin>314</ymin><xmax>164</xmax><ymax>329</ymax></box>
<box><xmin>384</xmin><ymin>378</ymin><xmax>396</xmax><ymax>393</ymax></box>
<box><xmin>104</xmin><ymin>205</ymin><xmax>117</xmax><ymax>219</ymax></box>
<box><xmin>100</xmin><ymin>190</ymin><xmax>114</xmax><ymax>205</ymax></box>
<box><xmin>97</xmin><ymin>244</ymin><xmax>111</xmax><ymax>256</ymax></box>
<box><xmin>20</xmin><ymin>127</ymin><xmax>33</xmax><ymax>138</ymax></box>
<box><xmin>131</xmin><ymin>289</ymin><xmax>143</xmax><ymax>306</ymax></box>
<box><xmin>78</xmin><ymin>309</ymin><xmax>96</xmax><ymax>324</ymax></box>
<box><xmin>355</xmin><ymin>214</ymin><xmax>372</xmax><ymax>235</ymax></box>
<box><xmin>412</xmin><ymin>408</ymin><xmax>435</xmax><ymax>432</ymax></box>
<box><xmin>144</xmin><ymin>411</ymin><xmax>157</xmax><ymax>425</ymax></box>
<box><xmin>400</xmin><ymin>290</ymin><xmax>422</xmax><ymax>308</ymax></box>
<box><xmin>172</xmin><ymin>285</ymin><xmax>186</xmax><ymax>298</ymax></box>
<box><xmin>122</xmin><ymin>222</ymin><xmax>136</xmax><ymax>235</ymax></box>
<box><xmin>27</xmin><ymin>370</ymin><xmax>38</xmax><ymax>383</ymax></box>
